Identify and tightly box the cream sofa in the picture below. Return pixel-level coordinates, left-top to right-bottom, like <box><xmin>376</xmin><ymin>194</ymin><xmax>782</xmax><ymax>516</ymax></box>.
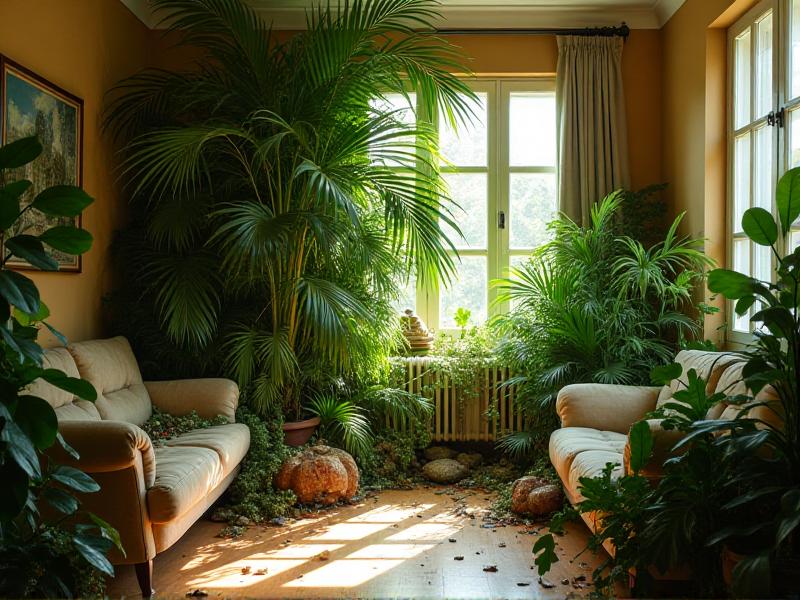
<box><xmin>35</xmin><ymin>336</ymin><xmax>249</xmax><ymax>597</ymax></box>
<box><xmin>548</xmin><ymin>350</ymin><xmax>771</xmax><ymax>534</ymax></box>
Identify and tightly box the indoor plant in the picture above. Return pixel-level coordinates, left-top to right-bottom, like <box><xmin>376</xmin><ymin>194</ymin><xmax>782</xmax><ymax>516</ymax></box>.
<box><xmin>0</xmin><ymin>136</ymin><xmax>123</xmax><ymax>597</ymax></box>
<box><xmin>104</xmin><ymin>0</ymin><xmax>476</xmax><ymax>434</ymax></box>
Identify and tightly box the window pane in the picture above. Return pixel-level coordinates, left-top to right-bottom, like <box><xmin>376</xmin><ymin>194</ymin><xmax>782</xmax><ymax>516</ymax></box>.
<box><xmin>509</xmin><ymin>93</ymin><xmax>556</xmax><ymax>166</ymax></box>
<box><xmin>393</xmin><ymin>274</ymin><xmax>416</xmax><ymax>314</ymax></box>
<box><xmin>753</xmin><ymin>125</ymin><xmax>772</xmax><ymax>210</ymax></box>
<box><xmin>790</xmin><ymin>108</ymin><xmax>800</xmax><ymax>168</ymax></box>
<box><xmin>755</xmin><ymin>12</ymin><xmax>773</xmax><ymax>119</ymax></box>
<box><xmin>439</xmin><ymin>256</ymin><xmax>487</xmax><ymax>328</ymax></box>
<box><xmin>369</xmin><ymin>93</ymin><xmax>416</xmax><ymax>167</ymax></box>
<box><xmin>509</xmin><ymin>173</ymin><xmax>557</xmax><ymax>249</ymax></box>
<box><xmin>791</xmin><ymin>229</ymin><xmax>800</xmax><ymax>252</ymax></box>
<box><xmin>754</xmin><ymin>243</ymin><xmax>771</xmax><ymax>282</ymax></box>
<box><xmin>791</xmin><ymin>0</ymin><xmax>800</xmax><ymax>99</ymax></box>
<box><xmin>441</xmin><ymin>173</ymin><xmax>487</xmax><ymax>249</ymax></box>
<box><xmin>734</xmin><ymin>132</ymin><xmax>751</xmax><ymax>232</ymax></box>
<box><xmin>439</xmin><ymin>93</ymin><xmax>487</xmax><ymax>167</ymax></box>
<box><xmin>733</xmin><ymin>239</ymin><xmax>751</xmax><ymax>332</ymax></box>
<box><xmin>735</xmin><ymin>28</ymin><xmax>751</xmax><ymax>129</ymax></box>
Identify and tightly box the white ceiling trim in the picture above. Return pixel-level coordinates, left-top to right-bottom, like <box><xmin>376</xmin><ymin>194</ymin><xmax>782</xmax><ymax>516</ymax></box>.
<box><xmin>120</xmin><ymin>0</ymin><xmax>686</xmax><ymax>31</ymax></box>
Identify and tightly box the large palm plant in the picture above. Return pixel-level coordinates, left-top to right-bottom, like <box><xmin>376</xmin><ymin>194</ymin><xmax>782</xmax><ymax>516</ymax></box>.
<box><xmin>106</xmin><ymin>0</ymin><xmax>475</xmax><ymax>417</ymax></box>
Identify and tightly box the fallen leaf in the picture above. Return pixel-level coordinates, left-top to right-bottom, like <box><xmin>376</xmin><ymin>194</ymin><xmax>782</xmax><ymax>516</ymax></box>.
<box><xmin>254</xmin><ymin>569</ymin><xmax>268</xmax><ymax>576</ymax></box>
<box><xmin>538</xmin><ymin>577</ymin><xmax>556</xmax><ymax>589</ymax></box>
<box><xmin>498</xmin><ymin>542</ymin><xmax>506</xmax><ymax>548</ymax></box>
<box><xmin>517</xmin><ymin>582</ymin><xmax>530</xmax><ymax>587</ymax></box>
<box><xmin>483</xmin><ymin>565</ymin><xmax>498</xmax><ymax>573</ymax></box>
<box><xmin>186</xmin><ymin>590</ymin><xmax>208</xmax><ymax>597</ymax></box>
<box><xmin>317</xmin><ymin>550</ymin><xmax>330</xmax><ymax>561</ymax></box>
<box><xmin>454</xmin><ymin>556</ymin><xmax>465</xmax><ymax>561</ymax></box>
<box><xmin>448</xmin><ymin>538</ymin><xmax>457</xmax><ymax>543</ymax></box>
<box><xmin>240</xmin><ymin>566</ymin><xmax>251</xmax><ymax>575</ymax></box>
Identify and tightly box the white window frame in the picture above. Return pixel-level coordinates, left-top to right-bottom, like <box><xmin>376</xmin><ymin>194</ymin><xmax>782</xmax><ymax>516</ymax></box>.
<box><xmin>410</xmin><ymin>77</ymin><xmax>557</xmax><ymax>332</ymax></box>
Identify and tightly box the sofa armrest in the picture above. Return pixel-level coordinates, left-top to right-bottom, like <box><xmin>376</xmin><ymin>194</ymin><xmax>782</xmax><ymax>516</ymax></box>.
<box><xmin>556</xmin><ymin>384</ymin><xmax>660</xmax><ymax>434</ymax></box>
<box><xmin>52</xmin><ymin>420</ymin><xmax>156</xmax><ymax>486</ymax></box>
<box><xmin>623</xmin><ymin>419</ymin><xmax>684</xmax><ymax>478</ymax></box>
<box><xmin>145</xmin><ymin>378</ymin><xmax>239</xmax><ymax>423</ymax></box>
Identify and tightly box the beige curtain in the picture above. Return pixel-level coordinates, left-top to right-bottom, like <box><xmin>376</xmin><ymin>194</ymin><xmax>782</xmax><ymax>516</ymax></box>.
<box><xmin>556</xmin><ymin>35</ymin><xmax>630</xmax><ymax>225</ymax></box>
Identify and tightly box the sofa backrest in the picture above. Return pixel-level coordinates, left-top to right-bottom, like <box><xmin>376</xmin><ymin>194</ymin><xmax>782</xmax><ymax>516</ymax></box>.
<box><xmin>67</xmin><ymin>336</ymin><xmax>152</xmax><ymax>425</ymax></box>
<box><xmin>706</xmin><ymin>360</ymin><xmax>783</xmax><ymax>428</ymax></box>
<box><xmin>31</xmin><ymin>347</ymin><xmax>102</xmax><ymax>421</ymax></box>
<box><xmin>656</xmin><ymin>350</ymin><xmax>739</xmax><ymax>410</ymax></box>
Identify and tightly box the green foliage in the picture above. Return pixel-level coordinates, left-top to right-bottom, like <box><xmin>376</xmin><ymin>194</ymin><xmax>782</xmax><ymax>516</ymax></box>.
<box><xmin>105</xmin><ymin>0</ymin><xmax>476</xmax><ymax>419</ymax></box>
<box><xmin>0</xmin><ymin>136</ymin><xmax>121</xmax><ymax>597</ymax></box>
<box><xmin>704</xmin><ymin>165</ymin><xmax>800</xmax><ymax>596</ymax></box>
<box><xmin>217</xmin><ymin>407</ymin><xmax>296</xmax><ymax>522</ymax></box>
<box><xmin>140</xmin><ymin>407</ymin><xmax>228</xmax><ymax>446</ymax></box>
<box><xmin>453</xmin><ymin>307</ymin><xmax>471</xmax><ymax>338</ymax></box>
<box><xmin>308</xmin><ymin>393</ymin><xmax>372</xmax><ymax>457</ymax></box>
<box><xmin>358</xmin><ymin>427</ymin><xmax>430</xmax><ymax>490</ymax></box>
<box><xmin>493</xmin><ymin>190</ymin><xmax>711</xmax><ymax>457</ymax></box>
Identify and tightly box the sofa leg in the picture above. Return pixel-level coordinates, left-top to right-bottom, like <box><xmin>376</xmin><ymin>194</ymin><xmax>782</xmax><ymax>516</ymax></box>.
<box><xmin>134</xmin><ymin>560</ymin><xmax>154</xmax><ymax>598</ymax></box>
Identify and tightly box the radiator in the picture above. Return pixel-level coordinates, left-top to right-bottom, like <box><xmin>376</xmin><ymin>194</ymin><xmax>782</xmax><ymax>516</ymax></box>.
<box><xmin>390</xmin><ymin>356</ymin><xmax>524</xmax><ymax>442</ymax></box>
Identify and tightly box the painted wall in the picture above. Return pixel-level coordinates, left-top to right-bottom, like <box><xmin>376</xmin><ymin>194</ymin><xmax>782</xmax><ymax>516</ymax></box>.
<box><xmin>0</xmin><ymin>0</ymin><xmax>150</xmax><ymax>345</ymax></box>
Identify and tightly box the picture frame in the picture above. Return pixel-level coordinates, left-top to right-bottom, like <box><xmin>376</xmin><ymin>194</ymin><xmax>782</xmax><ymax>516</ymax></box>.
<box><xmin>0</xmin><ymin>55</ymin><xmax>84</xmax><ymax>272</ymax></box>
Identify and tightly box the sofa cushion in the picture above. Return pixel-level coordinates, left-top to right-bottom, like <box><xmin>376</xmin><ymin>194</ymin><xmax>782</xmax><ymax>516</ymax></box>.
<box><xmin>656</xmin><ymin>350</ymin><xmax>739</xmax><ymax>411</ymax></box>
<box><xmin>30</xmin><ymin>347</ymin><xmax>101</xmax><ymax>421</ymax></box>
<box><xmin>567</xmin><ymin>450</ymin><xmax>625</xmax><ymax>503</ymax></box>
<box><xmin>549</xmin><ymin>427</ymin><xmax>627</xmax><ymax>488</ymax></box>
<box><xmin>163</xmin><ymin>424</ymin><xmax>250</xmax><ymax>474</ymax></box>
<box><xmin>68</xmin><ymin>337</ymin><xmax>152</xmax><ymax>425</ymax></box>
<box><xmin>147</xmin><ymin>446</ymin><xmax>225</xmax><ymax>523</ymax></box>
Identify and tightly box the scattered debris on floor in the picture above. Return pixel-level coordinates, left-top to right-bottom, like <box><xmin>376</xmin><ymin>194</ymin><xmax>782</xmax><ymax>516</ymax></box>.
<box><xmin>186</xmin><ymin>590</ymin><xmax>208</xmax><ymax>597</ymax></box>
<box><xmin>483</xmin><ymin>565</ymin><xmax>498</xmax><ymax>573</ymax></box>
<box><xmin>538</xmin><ymin>577</ymin><xmax>556</xmax><ymax>589</ymax></box>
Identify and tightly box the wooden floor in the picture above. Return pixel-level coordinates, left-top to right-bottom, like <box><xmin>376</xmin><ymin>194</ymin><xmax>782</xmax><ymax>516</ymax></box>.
<box><xmin>108</xmin><ymin>487</ymin><xmax>603</xmax><ymax>599</ymax></box>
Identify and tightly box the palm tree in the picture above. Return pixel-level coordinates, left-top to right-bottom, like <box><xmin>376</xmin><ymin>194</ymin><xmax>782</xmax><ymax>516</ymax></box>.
<box><xmin>105</xmin><ymin>0</ymin><xmax>476</xmax><ymax>417</ymax></box>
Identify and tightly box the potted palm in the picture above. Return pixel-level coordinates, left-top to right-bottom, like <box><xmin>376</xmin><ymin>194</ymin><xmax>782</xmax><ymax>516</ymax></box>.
<box><xmin>105</xmin><ymin>0</ymin><xmax>475</xmax><ymax>438</ymax></box>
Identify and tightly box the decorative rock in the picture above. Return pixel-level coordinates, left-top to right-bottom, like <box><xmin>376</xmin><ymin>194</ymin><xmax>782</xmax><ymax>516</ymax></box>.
<box><xmin>422</xmin><ymin>458</ymin><xmax>469</xmax><ymax>484</ymax></box>
<box><xmin>456</xmin><ymin>452</ymin><xmax>483</xmax><ymax>468</ymax></box>
<box><xmin>424</xmin><ymin>446</ymin><xmax>457</xmax><ymax>461</ymax></box>
<box><xmin>510</xmin><ymin>476</ymin><xmax>563</xmax><ymax>516</ymax></box>
<box><xmin>275</xmin><ymin>445</ymin><xmax>359</xmax><ymax>505</ymax></box>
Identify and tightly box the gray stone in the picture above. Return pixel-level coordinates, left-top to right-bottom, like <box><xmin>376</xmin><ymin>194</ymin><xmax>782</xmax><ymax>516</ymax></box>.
<box><xmin>422</xmin><ymin>458</ymin><xmax>469</xmax><ymax>484</ymax></box>
<box><xmin>456</xmin><ymin>452</ymin><xmax>483</xmax><ymax>468</ymax></box>
<box><xmin>424</xmin><ymin>446</ymin><xmax>458</xmax><ymax>461</ymax></box>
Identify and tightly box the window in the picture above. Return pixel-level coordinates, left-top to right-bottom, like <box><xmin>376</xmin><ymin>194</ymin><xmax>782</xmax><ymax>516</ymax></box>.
<box><xmin>727</xmin><ymin>0</ymin><xmax>800</xmax><ymax>339</ymax></box>
<box><xmin>387</xmin><ymin>79</ymin><xmax>557</xmax><ymax>330</ymax></box>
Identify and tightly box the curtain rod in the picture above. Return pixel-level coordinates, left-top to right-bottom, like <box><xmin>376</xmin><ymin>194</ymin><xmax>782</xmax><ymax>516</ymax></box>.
<box><xmin>435</xmin><ymin>23</ymin><xmax>630</xmax><ymax>39</ymax></box>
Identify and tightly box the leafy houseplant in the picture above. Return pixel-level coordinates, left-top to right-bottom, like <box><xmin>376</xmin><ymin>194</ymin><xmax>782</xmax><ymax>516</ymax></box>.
<box><xmin>105</xmin><ymin>0</ymin><xmax>475</xmax><ymax>428</ymax></box>
<box><xmin>0</xmin><ymin>136</ymin><xmax>123</xmax><ymax>597</ymax></box>
<box><xmin>493</xmin><ymin>191</ymin><xmax>713</xmax><ymax>457</ymax></box>
<box><xmin>702</xmin><ymin>166</ymin><xmax>800</xmax><ymax>596</ymax></box>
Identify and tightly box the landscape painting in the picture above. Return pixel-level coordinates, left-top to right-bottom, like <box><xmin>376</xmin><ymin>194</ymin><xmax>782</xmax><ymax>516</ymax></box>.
<box><xmin>1</xmin><ymin>57</ymin><xmax>83</xmax><ymax>271</ymax></box>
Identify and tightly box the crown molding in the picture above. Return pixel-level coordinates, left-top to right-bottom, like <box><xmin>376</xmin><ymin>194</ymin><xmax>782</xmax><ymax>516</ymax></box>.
<box><xmin>119</xmin><ymin>0</ymin><xmax>687</xmax><ymax>31</ymax></box>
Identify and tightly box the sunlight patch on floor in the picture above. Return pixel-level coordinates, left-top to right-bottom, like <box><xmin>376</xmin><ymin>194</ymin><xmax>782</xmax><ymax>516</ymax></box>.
<box><xmin>187</xmin><ymin>558</ymin><xmax>306</xmax><ymax>588</ymax></box>
<box><xmin>282</xmin><ymin>558</ymin><xmax>407</xmax><ymax>588</ymax></box>
<box><xmin>345</xmin><ymin>503</ymin><xmax>435</xmax><ymax>523</ymax></box>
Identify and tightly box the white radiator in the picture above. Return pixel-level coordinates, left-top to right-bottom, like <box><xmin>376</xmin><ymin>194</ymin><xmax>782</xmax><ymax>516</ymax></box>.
<box><xmin>390</xmin><ymin>356</ymin><xmax>524</xmax><ymax>442</ymax></box>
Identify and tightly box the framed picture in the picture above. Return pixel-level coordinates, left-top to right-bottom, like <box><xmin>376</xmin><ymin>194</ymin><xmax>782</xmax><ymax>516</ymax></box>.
<box><xmin>0</xmin><ymin>56</ymin><xmax>84</xmax><ymax>272</ymax></box>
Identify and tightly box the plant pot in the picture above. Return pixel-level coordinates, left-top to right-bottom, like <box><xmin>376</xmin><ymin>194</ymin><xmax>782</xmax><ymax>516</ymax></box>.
<box><xmin>722</xmin><ymin>545</ymin><xmax>746</xmax><ymax>589</ymax></box>
<box><xmin>282</xmin><ymin>416</ymin><xmax>321</xmax><ymax>447</ymax></box>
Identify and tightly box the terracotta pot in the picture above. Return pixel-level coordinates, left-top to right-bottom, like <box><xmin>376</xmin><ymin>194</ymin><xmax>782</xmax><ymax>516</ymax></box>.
<box><xmin>282</xmin><ymin>416</ymin><xmax>321</xmax><ymax>447</ymax></box>
<box><xmin>721</xmin><ymin>545</ymin><xmax>746</xmax><ymax>589</ymax></box>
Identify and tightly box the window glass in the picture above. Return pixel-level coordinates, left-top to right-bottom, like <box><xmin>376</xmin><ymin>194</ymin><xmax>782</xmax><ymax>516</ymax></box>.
<box><xmin>755</xmin><ymin>11</ymin><xmax>773</xmax><ymax>118</ymax></box>
<box><xmin>735</xmin><ymin>29</ymin><xmax>752</xmax><ymax>129</ymax></box>
<box><xmin>439</xmin><ymin>93</ymin><xmax>488</xmax><ymax>167</ymax></box>
<box><xmin>441</xmin><ymin>173</ymin><xmax>488</xmax><ymax>250</ymax></box>
<box><xmin>509</xmin><ymin>173</ymin><xmax>557</xmax><ymax>249</ymax></box>
<box><xmin>439</xmin><ymin>256</ymin><xmax>488</xmax><ymax>328</ymax></box>
<box><xmin>509</xmin><ymin>93</ymin><xmax>556</xmax><ymax>167</ymax></box>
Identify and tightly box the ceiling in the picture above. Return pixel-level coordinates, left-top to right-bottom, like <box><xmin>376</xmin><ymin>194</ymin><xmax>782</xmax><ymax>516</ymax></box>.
<box><xmin>122</xmin><ymin>0</ymin><xmax>686</xmax><ymax>30</ymax></box>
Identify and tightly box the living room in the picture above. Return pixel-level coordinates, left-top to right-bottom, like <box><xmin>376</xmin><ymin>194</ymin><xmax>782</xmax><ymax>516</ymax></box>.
<box><xmin>0</xmin><ymin>0</ymin><xmax>797</xmax><ymax>598</ymax></box>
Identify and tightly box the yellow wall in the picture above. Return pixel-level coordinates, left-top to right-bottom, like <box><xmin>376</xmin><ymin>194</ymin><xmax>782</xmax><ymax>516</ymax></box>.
<box><xmin>0</xmin><ymin>0</ymin><xmax>150</xmax><ymax>345</ymax></box>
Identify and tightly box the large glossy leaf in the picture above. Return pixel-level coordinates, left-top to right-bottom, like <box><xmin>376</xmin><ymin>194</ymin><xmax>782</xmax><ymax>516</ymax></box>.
<box><xmin>31</xmin><ymin>185</ymin><xmax>93</xmax><ymax>217</ymax></box>
<box><xmin>777</xmin><ymin>167</ymin><xmax>800</xmax><ymax>234</ymax></box>
<box><xmin>707</xmin><ymin>268</ymin><xmax>758</xmax><ymax>299</ymax></box>
<box><xmin>741</xmin><ymin>207</ymin><xmax>778</xmax><ymax>246</ymax></box>
<box><xmin>650</xmin><ymin>362</ymin><xmax>682</xmax><ymax>386</ymax></box>
<box><xmin>0</xmin><ymin>270</ymin><xmax>39</xmax><ymax>314</ymax></box>
<box><xmin>14</xmin><ymin>300</ymin><xmax>50</xmax><ymax>326</ymax></box>
<box><xmin>89</xmin><ymin>513</ymin><xmax>126</xmax><ymax>554</ymax></box>
<box><xmin>732</xmin><ymin>552</ymin><xmax>771</xmax><ymax>599</ymax></box>
<box><xmin>0</xmin><ymin>136</ymin><xmax>42</xmax><ymax>170</ymax></box>
<box><xmin>74</xmin><ymin>534</ymin><xmax>115</xmax><ymax>577</ymax></box>
<box><xmin>51</xmin><ymin>465</ymin><xmax>100</xmax><ymax>493</ymax></box>
<box><xmin>39</xmin><ymin>226</ymin><xmax>93</xmax><ymax>255</ymax></box>
<box><xmin>40</xmin><ymin>369</ymin><xmax>97</xmax><ymax>401</ymax></box>
<box><xmin>14</xmin><ymin>395</ymin><xmax>58</xmax><ymax>450</ymax></box>
<box><xmin>0</xmin><ymin>461</ymin><xmax>29</xmax><ymax>520</ymax></box>
<box><xmin>532</xmin><ymin>533</ymin><xmax>559</xmax><ymax>575</ymax></box>
<box><xmin>5</xmin><ymin>235</ymin><xmax>59</xmax><ymax>271</ymax></box>
<box><xmin>42</xmin><ymin>486</ymin><xmax>79</xmax><ymax>515</ymax></box>
<box><xmin>0</xmin><ymin>403</ymin><xmax>41</xmax><ymax>479</ymax></box>
<box><xmin>0</xmin><ymin>180</ymin><xmax>31</xmax><ymax>230</ymax></box>
<box><xmin>628</xmin><ymin>420</ymin><xmax>654</xmax><ymax>473</ymax></box>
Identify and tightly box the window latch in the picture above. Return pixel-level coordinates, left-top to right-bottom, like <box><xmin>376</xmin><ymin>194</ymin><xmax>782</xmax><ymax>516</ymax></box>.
<box><xmin>498</xmin><ymin>211</ymin><xmax>506</xmax><ymax>229</ymax></box>
<box><xmin>768</xmin><ymin>107</ymin><xmax>785</xmax><ymax>127</ymax></box>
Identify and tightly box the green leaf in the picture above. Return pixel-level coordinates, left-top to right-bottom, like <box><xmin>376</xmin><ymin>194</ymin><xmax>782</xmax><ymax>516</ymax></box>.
<box><xmin>776</xmin><ymin>166</ymin><xmax>800</xmax><ymax>234</ymax></box>
<box><xmin>56</xmin><ymin>431</ymin><xmax>79</xmax><ymax>460</ymax></box>
<box><xmin>73</xmin><ymin>534</ymin><xmax>115</xmax><ymax>577</ymax></box>
<box><xmin>0</xmin><ymin>180</ymin><xmax>31</xmax><ymax>230</ymax></box>
<box><xmin>40</xmin><ymin>369</ymin><xmax>97</xmax><ymax>402</ymax></box>
<box><xmin>14</xmin><ymin>300</ymin><xmax>50</xmax><ymax>326</ymax></box>
<box><xmin>532</xmin><ymin>533</ymin><xmax>559</xmax><ymax>575</ymax></box>
<box><xmin>735</xmin><ymin>295</ymin><xmax>756</xmax><ymax>316</ymax></box>
<box><xmin>51</xmin><ymin>465</ymin><xmax>100</xmax><ymax>493</ymax></box>
<box><xmin>650</xmin><ymin>362</ymin><xmax>682</xmax><ymax>385</ymax></box>
<box><xmin>741</xmin><ymin>207</ymin><xmax>778</xmax><ymax>246</ymax></box>
<box><xmin>0</xmin><ymin>270</ymin><xmax>40</xmax><ymax>314</ymax></box>
<box><xmin>30</xmin><ymin>185</ymin><xmax>93</xmax><ymax>217</ymax></box>
<box><xmin>0</xmin><ymin>403</ymin><xmax>42</xmax><ymax>479</ymax></box>
<box><xmin>628</xmin><ymin>420</ymin><xmax>654</xmax><ymax>473</ymax></box>
<box><xmin>0</xmin><ymin>136</ymin><xmax>42</xmax><ymax>170</ymax></box>
<box><xmin>732</xmin><ymin>552</ymin><xmax>771</xmax><ymax>599</ymax></box>
<box><xmin>707</xmin><ymin>268</ymin><xmax>758</xmax><ymax>299</ymax></box>
<box><xmin>89</xmin><ymin>513</ymin><xmax>126</xmax><ymax>555</ymax></box>
<box><xmin>43</xmin><ymin>321</ymin><xmax>68</xmax><ymax>347</ymax></box>
<box><xmin>751</xmin><ymin>306</ymin><xmax>795</xmax><ymax>338</ymax></box>
<box><xmin>5</xmin><ymin>235</ymin><xmax>59</xmax><ymax>271</ymax></box>
<box><xmin>39</xmin><ymin>226</ymin><xmax>93</xmax><ymax>255</ymax></box>
<box><xmin>0</xmin><ymin>461</ymin><xmax>29</xmax><ymax>520</ymax></box>
<box><xmin>42</xmin><ymin>486</ymin><xmax>79</xmax><ymax>515</ymax></box>
<box><xmin>14</xmin><ymin>395</ymin><xmax>58</xmax><ymax>450</ymax></box>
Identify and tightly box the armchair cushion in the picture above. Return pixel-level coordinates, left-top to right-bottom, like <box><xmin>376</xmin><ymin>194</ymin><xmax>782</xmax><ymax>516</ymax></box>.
<box><xmin>31</xmin><ymin>347</ymin><xmax>100</xmax><ymax>421</ymax></box>
<box><xmin>145</xmin><ymin>378</ymin><xmax>239</xmax><ymax>423</ymax></box>
<box><xmin>556</xmin><ymin>384</ymin><xmax>660</xmax><ymax>433</ymax></box>
<box><xmin>68</xmin><ymin>337</ymin><xmax>152</xmax><ymax>425</ymax></box>
<box><xmin>549</xmin><ymin>427</ymin><xmax>627</xmax><ymax>490</ymax></box>
<box><xmin>163</xmin><ymin>423</ymin><xmax>250</xmax><ymax>472</ymax></box>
